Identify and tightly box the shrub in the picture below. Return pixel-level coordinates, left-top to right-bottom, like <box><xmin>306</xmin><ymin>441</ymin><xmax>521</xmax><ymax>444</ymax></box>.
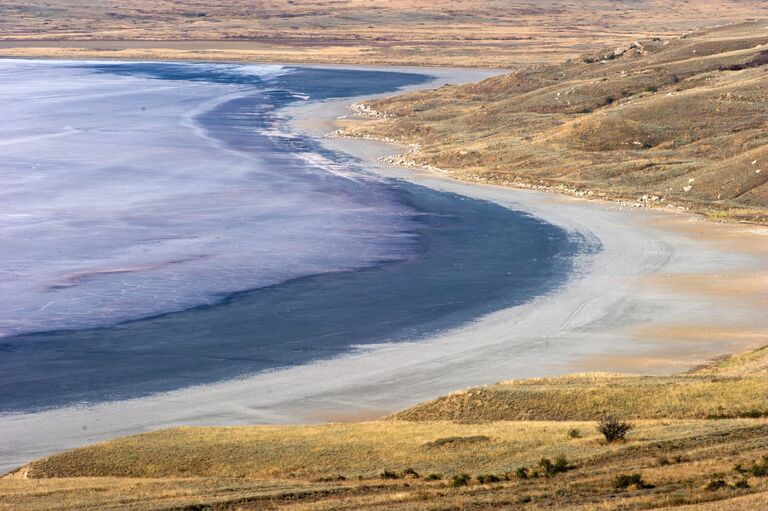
<box><xmin>476</xmin><ymin>474</ymin><xmax>502</xmax><ymax>484</ymax></box>
<box><xmin>658</xmin><ymin>454</ymin><xmax>688</xmax><ymax>466</ymax></box>
<box><xmin>316</xmin><ymin>474</ymin><xmax>346</xmax><ymax>482</ymax></box>
<box><xmin>423</xmin><ymin>435</ymin><xmax>491</xmax><ymax>449</ymax></box>
<box><xmin>451</xmin><ymin>473</ymin><xmax>471</xmax><ymax>487</ymax></box>
<box><xmin>567</xmin><ymin>428</ymin><xmax>582</xmax><ymax>439</ymax></box>
<box><xmin>380</xmin><ymin>470</ymin><xmax>399</xmax><ymax>480</ymax></box>
<box><xmin>733</xmin><ymin>478</ymin><xmax>750</xmax><ymax>489</ymax></box>
<box><xmin>704</xmin><ymin>479</ymin><xmax>728</xmax><ymax>491</ymax></box>
<box><xmin>539</xmin><ymin>455</ymin><xmax>572</xmax><ymax>477</ymax></box>
<box><xmin>597</xmin><ymin>416</ymin><xmax>633</xmax><ymax>443</ymax></box>
<box><xmin>749</xmin><ymin>455</ymin><xmax>768</xmax><ymax>477</ymax></box>
<box><xmin>734</xmin><ymin>455</ymin><xmax>768</xmax><ymax>477</ymax></box>
<box><xmin>402</xmin><ymin>468</ymin><xmax>420</xmax><ymax>479</ymax></box>
<box><xmin>515</xmin><ymin>466</ymin><xmax>531</xmax><ymax>480</ymax></box>
<box><xmin>613</xmin><ymin>473</ymin><xmax>652</xmax><ymax>490</ymax></box>
<box><xmin>425</xmin><ymin>473</ymin><xmax>443</xmax><ymax>481</ymax></box>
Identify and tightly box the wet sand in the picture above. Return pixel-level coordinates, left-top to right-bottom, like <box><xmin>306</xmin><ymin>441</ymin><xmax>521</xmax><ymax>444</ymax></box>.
<box><xmin>1</xmin><ymin>66</ymin><xmax>767</xmax><ymax>474</ymax></box>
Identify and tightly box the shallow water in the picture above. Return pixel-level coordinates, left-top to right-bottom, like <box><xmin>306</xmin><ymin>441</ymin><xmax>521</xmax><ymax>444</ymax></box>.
<box><xmin>0</xmin><ymin>60</ymin><xmax>584</xmax><ymax>412</ymax></box>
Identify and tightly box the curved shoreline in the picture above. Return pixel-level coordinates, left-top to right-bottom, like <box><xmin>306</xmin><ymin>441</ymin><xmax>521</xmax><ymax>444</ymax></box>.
<box><xmin>0</xmin><ymin>63</ymin><xmax>574</xmax><ymax>413</ymax></box>
<box><xmin>1</xmin><ymin>67</ymin><xmax>767</xmax><ymax>474</ymax></box>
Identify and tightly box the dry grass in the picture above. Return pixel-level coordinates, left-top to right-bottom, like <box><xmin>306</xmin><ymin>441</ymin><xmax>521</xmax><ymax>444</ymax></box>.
<box><xmin>7</xmin><ymin>346</ymin><xmax>768</xmax><ymax>509</ymax></box>
<box><xmin>2</xmin><ymin>1</ymin><xmax>768</xmax><ymax>66</ymax></box>
<box><xmin>351</xmin><ymin>21</ymin><xmax>768</xmax><ymax>221</ymax></box>
<box><xmin>390</xmin><ymin>374</ymin><xmax>768</xmax><ymax>422</ymax></box>
<box><xmin>22</xmin><ymin>420</ymin><xmax>757</xmax><ymax>480</ymax></box>
<box><xmin>4</xmin><ymin>418</ymin><xmax>768</xmax><ymax>510</ymax></box>
<box><xmin>391</xmin><ymin>347</ymin><xmax>768</xmax><ymax>423</ymax></box>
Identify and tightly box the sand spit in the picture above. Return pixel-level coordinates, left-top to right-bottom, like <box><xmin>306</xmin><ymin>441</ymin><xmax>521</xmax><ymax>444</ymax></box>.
<box><xmin>1</xmin><ymin>66</ymin><xmax>766</xmax><ymax>474</ymax></box>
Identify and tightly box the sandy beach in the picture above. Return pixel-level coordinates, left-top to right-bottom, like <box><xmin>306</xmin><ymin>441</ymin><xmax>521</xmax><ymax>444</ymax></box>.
<box><xmin>1</xmin><ymin>66</ymin><xmax>767</xmax><ymax>474</ymax></box>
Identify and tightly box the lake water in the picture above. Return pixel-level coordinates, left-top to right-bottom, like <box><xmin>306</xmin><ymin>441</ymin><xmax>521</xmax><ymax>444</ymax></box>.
<box><xmin>0</xmin><ymin>60</ymin><xmax>585</xmax><ymax>412</ymax></box>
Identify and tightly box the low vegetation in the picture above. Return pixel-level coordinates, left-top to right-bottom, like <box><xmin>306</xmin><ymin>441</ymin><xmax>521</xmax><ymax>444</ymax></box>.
<box><xmin>389</xmin><ymin>373</ymin><xmax>768</xmax><ymax>422</ymax></box>
<box><xmin>348</xmin><ymin>21</ymin><xmax>768</xmax><ymax>222</ymax></box>
<box><xmin>3</xmin><ymin>346</ymin><xmax>768</xmax><ymax>509</ymax></box>
<box><xmin>597</xmin><ymin>415</ymin><xmax>634</xmax><ymax>443</ymax></box>
<box><xmin>2</xmin><ymin>1</ymin><xmax>768</xmax><ymax>67</ymax></box>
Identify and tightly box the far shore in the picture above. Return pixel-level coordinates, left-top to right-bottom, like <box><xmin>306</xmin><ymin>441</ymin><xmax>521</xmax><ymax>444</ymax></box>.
<box><xmin>1</xmin><ymin>64</ymin><xmax>767</xmax><ymax>475</ymax></box>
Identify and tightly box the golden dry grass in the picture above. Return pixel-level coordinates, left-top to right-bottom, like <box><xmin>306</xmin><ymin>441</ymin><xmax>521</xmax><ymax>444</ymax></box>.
<box><xmin>22</xmin><ymin>420</ymin><xmax>755</xmax><ymax>479</ymax></box>
<box><xmin>4</xmin><ymin>418</ymin><xmax>768</xmax><ymax>510</ymax></box>
<box><xmin>3</xmin><ymin>357</ymin><xmax>768</xmax><ymax>508</ymax></box>
<box><xmin>7</xmin><ymin>346</ymin><xmax>768</xmax><ymax>509</ymax></box>
<box><xmin>390</xmin><ymin>374</ymin><xmax>768</xmax><ymax>422</ymax></box>
<box><xmin>351</xmin><ymin>21</ymin><xmax>768</xmax><ymax>221</ymax></box>
<box><xmin>2</xmin><ymin>1</ymin><xmax>768</xmax><ymax>66</ymax></box>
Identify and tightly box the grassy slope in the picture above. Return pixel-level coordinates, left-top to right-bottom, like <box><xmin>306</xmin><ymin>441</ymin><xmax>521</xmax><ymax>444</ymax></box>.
<box><xmin>2</xmin><ymin>1</ymin><xmax>768</xmax><ymax>66</ymax></box>
<box><xmin>3</xmin><ymin>347</ymin><xmax>768</xmax><ymax>510</ymax></box>
<box><xmin>349</xmin><ymin>21</ymin><xmax>768</xmax><ymax>221</ymax></box>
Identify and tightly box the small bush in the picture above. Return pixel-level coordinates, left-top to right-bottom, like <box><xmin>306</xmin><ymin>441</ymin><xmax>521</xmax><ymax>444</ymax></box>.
<box><xmin>733</xmin><ymin>478</ymin><xmax>750</xmax><ymax>489</ymax></box>
<box><xmin>380</xmin><ymin>470</ymin><xmax>399</xmax><ymax>480</ymax></box>
<box><xmin>567</xmin><ymin>428</ymin><xmax>582</xmax><ymax>439</ymax></box>
<box><xmin>402</xmin><ymin>468</ymin><xmax>420</xmax><ymax>479</ymax></box>
<box><xmin>597</xmin><ymin>416</ymin><xmax>633</xmax><ymax>443</ymax></box>
<box><xmin>316</xmin><ymin>474</ymin><xmax>346</xmax><ymax>482</ymax></box>
<box><xmin>613</xmin><ymin>473</ymin><xmax>651</xmax><ymax>490</ymax></box>
<box><xmin>539</xmin><ymin>455</ymin><xmax>572</xmax><ymax>477</ymax></box>
<box><xmin>425</xmin><ymin>473</ymin><xmax>443</xmax><ymax>481</ymax></box>
<box><xmin>734</xmin><ymin>455</ymin><xmax>768</xmax><ymax>477</ymax></box>
<box><xmin>451</xmin><ymin>473</ymin><xmax>471</xmax><ymax>487</ymax></box>
<box><xmin>476</xmin><ymin>474</ymin><xmax>502</xmax><ymax>484</ymax></box>
<box><xmin>657</xmin><ymin>454</ymin><xmax>688</xmax><ymax>466</ymax></box>
<box><xmin>515</xmin><ymin>466</ymin><xmax>531</xmax><ymax>480</ymax></box>
<box><xmin>704</xmin><ymin>479</ymin><xmax>728</xmax><ymax>491</ymax></box>
<box><xmin>423</xmin><ymin>435</ymin><xmax>491</xmax><ymax>449</ymax></box>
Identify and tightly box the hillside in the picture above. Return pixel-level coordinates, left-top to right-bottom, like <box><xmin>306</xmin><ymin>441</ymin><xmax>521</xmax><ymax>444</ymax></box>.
<box><xmin>4</xmin><ymin>346</ymin><xmax>768</xmax><ymax>510</ymax></box>
<box><xmin>2</xmin><ymin>1</ymin><xmax>768</xmax><ymax>66</ymax></box>
<box><xmin>344</xmin><ymin>21</ymin><xmax>768</xmax><ymax>221</ymax></box>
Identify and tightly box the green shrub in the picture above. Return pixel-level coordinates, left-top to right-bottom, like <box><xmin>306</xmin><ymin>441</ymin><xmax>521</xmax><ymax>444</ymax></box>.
<box><xmin>736</xmin><ymin>455</ymin><xmax>768</xmax><ymax>477</ymax></box>
<box><xmin>704</xmin><ymin>479</ymin><xmax>728</xmax><ymax>491</ymax></box>
<box><xmin>451</xmin><ymin>473</ymin><xmax>471</xmax><ymax>487</ymax></box>
<box><xmin>613</xmin><ymin>473</ymin><xmax>651</xmax><ymax>490</ymax></box>
<box><xmin>597</xmin><ymin>416</ymin><xmax>633</xmax><ymax>443</ymax></box>
<box><xmin>748</xmin><ymin>455</ymin><xmax>768</xmax><ymax>476</ymax></box>
<box><xmin>425</xmin><ymin>473</ymin><xmax>443</xmax><ymax>481</ymax></box>
<box><xmin>402</xmin><ymin>468</ymin><xmax>420</xmax><ymax>479</ymax></box>
<box><xmin>515</xmin><ymin>466</ymin><xmax>531</xmax><ymax>479</ymax></box>
<box><xmin>658</xmin><ymin>454</ymin><xmax>688</xmax><ymax>466</ymax></box>
<box><xmin>476</xmin><ymin>474</ymin><xmax>502</xmax><ymax>484</ymax></box>
<box><xmin>316</xmin><ymin>474</ymin><xmax>346</xmax><ymax>482</ymax></box>
<box><xmin>539</xmin><ymin>455</ymin><xmax>572</xmax><ymax>477</ymax></box>
<box><xmin>567</xmin><ymin>428</ymin><xmax>582</xmax><ymax>439</ymax></box>
<box><xmin>733</xmin><ymin>478</ymin><xmax>750</xmax><ymax>489</ymax></box>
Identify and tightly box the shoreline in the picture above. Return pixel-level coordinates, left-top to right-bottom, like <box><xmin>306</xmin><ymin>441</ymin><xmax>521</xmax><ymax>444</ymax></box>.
<box><xmin>1</xmin><ymin>64</ymin><xmax>767</xmax><ymax>474</ymax></box>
